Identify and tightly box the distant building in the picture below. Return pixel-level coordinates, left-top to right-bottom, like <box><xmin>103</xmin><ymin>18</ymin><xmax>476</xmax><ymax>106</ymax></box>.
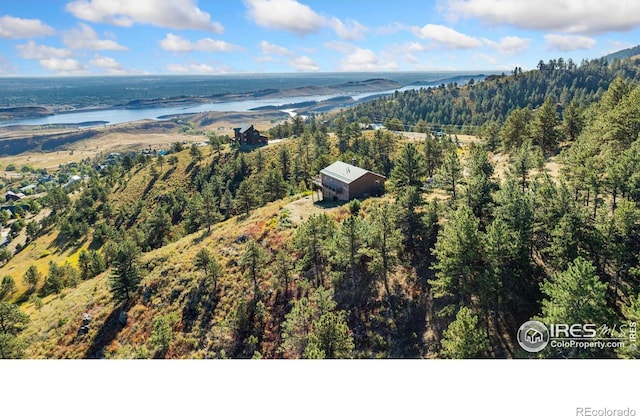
<box><xmin>5</xmin><ymin>191</ymin><xmax>25</xmax><ymax>202</ymax></box>
<box><xmin>317</xmin><ymin>161</ymin><xmax>385</xmax><ymax>201</ymax></box>
<box><xmin>19</xmin><ymin>184</ymin><xmax>37</xmax><ymax>193</ymax></box>
<box><xmin>63</xmin><ymin>175</ymin><xmax>82</xmax><ymax>188</ymax></box>
<box><xmin>232</xmin><ymin>124</ymin><xmax>268</xmax><ymax>146</ymax></box>
<box><xmin>37</xmin><ymin>174</ymin><xmax>54</xmax><ymax>184</ymax></box>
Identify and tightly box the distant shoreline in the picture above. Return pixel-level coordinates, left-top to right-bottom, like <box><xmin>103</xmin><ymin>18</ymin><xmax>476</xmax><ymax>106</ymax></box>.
<box><xmin>0</xmin><ymin>74</ymin><xmax>488</xmax><ymax>125</ymax></box>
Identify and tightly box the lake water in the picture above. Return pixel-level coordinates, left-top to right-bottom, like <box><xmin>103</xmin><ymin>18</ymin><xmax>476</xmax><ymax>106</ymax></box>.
<box><xmin>0</xmin><ymin>72</ymin><xmax>488</xmax><ymax>127</ymax></box>
<box><xmin>0</xmin><ymin>86</ymin><xmax>425</xmax><ymax>127</ymax></box>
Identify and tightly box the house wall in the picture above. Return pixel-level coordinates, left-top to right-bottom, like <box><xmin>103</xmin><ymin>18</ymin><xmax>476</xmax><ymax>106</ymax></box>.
<box><xmin>349</xmin><ymin>173</ymin><xmax>385</xmax><ymax>199</ymax></box>
<box><xmin>321</xmin><ymin>174</ymin><xmax>349</xmax><ymax>201</ymax></box>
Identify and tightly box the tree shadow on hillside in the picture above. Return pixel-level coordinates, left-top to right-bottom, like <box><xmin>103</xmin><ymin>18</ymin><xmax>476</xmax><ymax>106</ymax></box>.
<box><xmin>161</xmin><ymin>166</ymin><xmax>176</xmax><ymax>181</ymax></box>
<box><xmin>181</xmin><ymin>276</ymin><xmax>218</xmax><ymax>335</ymax></box>
<box><xmin>141</xmin><ymin>175</ymin><xmax>158</xmax><ymax>199</ymax></box>
<box><xmin>83</xmin><ymin>302</ymin><xmax>132</xmax><ymax>359</ymax></box>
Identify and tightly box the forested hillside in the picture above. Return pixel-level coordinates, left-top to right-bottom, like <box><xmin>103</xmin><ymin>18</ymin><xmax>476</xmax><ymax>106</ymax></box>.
<box><xmin>336</xmin><ymin>57</ymin><xmax>640</xmax><ymax>133</ymax></box>
<box><xmin>1</xmin><ymin>53</ymin><xmax>639</xmax><ymax>359</ymax></box>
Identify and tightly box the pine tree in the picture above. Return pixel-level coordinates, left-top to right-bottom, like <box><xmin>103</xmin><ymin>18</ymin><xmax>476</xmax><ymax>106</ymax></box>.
<box><xmin>294</xmin><ymin>214</ymin><xmax>336</xmax><ymax>287</ymax></box>
<box><xmin>195</xmin><ymin>247</ymin><xmax>223</xmax><ymax>291</ymax></box>
<box><xmin>437</xmin><ymin>148</ymin><xmax>462</xmax><ymax>202</ymax></box>
<box><xmin>23</xmin><ymin>265</ymin><xmax>41</xmax><ymax>292</ymax></box>
<box><xmin>331</xmin><ymin>214</ymin><xmax>367</xmax><ymax>299</ymax></box>
<box><xmin>0</xmin><ymin>301</ymin><xmax>30</xmax><ymax>359</ymax></box>
<box><xmin>201</xmin><ymin>183</ymin><xmax>222</xmax><ymax>233</ymax></box>
<box><xmin>540</xmin><ymin>257</ymin><xmax>609</xmax><ymax>327</ymax></box>
<box><xmin>241</xmin><ymin>240</ymin><xmax>266</xmax><ymax>301</ymax></box>
<box><xmin>368</xmin><ymin>203</ymin><xmax>402</xmax><ymax>306</ymax></box>
<box><xmin>440</xmin><ymin>306</ymin><xmax>489</xmax><ymax>358</ymax></box>
<box><xmin>236</xmin><ymin>179</ymin><xmax>258</xmax><ymax>216</ymax></box>
<box><xmin>430</xmin><ymin>205</ymin><xmax>483</xmax><ymax>306</ymax></box>
<box><xmin>531</xmin><ymin>98</ymin><xmax>560</xmax><ymax>155</ymax></box>
<box><xmin>109</xmin><ymin>239</ymin><xmax>142</xmax><ymax>303</ymax></box>
<box><xmin>146</xmin><ymin>204</ymin><xmax>172</xmax><ymax>248</ymax></box>
<box><xmin>391</xmin><ymin>142</ymin><xmax>427</xmax><ymax>188</ymax></box>
<box><xmin>500</xmin><ymin>107</ymin><xmax>532</xmax><ymax>151</ymax></box>
<box><xmin>303</xmin><ymin>310</ymin><xmax>354</xmax><ymax>359</ymax></box>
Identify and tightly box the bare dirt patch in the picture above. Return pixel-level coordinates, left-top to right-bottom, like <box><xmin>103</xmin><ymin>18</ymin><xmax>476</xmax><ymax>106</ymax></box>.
<box><xmin>284</xmin><ymin>194</ymin><xmax>345</xmax><ymax>225</ymax></box>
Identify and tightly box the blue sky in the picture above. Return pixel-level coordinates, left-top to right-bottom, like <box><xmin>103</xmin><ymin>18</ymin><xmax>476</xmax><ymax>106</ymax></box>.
<box><xmin>1</xmin><ymin>0</ymin><xmax>639</xmax><ymax>75</ymax></box>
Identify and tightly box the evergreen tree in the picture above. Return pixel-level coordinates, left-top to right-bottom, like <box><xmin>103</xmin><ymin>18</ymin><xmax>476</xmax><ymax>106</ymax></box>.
<box><xmin>368</xmin><ymin>203</ymin><xmax>402</xmax><ymax>306</ymax></box>
<box><xmin>510</xmin><ymin>140</ymin><xmax>543</xmax><ymax>194</ymax></box>
<box><xmin>201</xmin><ymin>183</ymin><xmax>222</xmax><ymax>233</ymax></box>
<box><xmin>23</xmin><ymin>265</ymin><xmax>41</xmax><ymax>292</ymax></box>
<box><xmin>531</xmin><ymin>98</ymin><xmax>560</xmax><ymax>155</ymax></box>
<box><xmin>236</xmin><ymin>179</ymin><xmax>258</xmax><ymax>216</ymax></box>
<box><xmin>463</xmin><ymin>144</ymin><xmax>496</xmax><ymax>220</ymax></box>
<box><xmin>440</xmin><ymin>306</ymin><xmax>489</xmax><ymax>358</ymax></box>
<box><xmin>1</xmin><ymin>276</ymin><xmax>16</xmax><ymax>297</ymax></box>
<box><xmin>562</xmin><ymin>100</ymin><xmax>584</xmax><ymax>141</ymax></box>
<box><xmin>195</xmin><ymin>247</ymin><xmax>223</xmax><ymax>291</ymax></box>
<box><xmin>391</xmin><ymin>142</ymin><xmax>427</xmax><ymax>188</ymax></box>
<box><xmin>430</xmin><ymin>205</ymin><xmax>484</xmax><ymax>306</ymax></box>
<box><xmin>109</xmin><ymin>239</ymin><xmax>142</xmax><ymax>303</ymax></box>
<box><xmin>501</xmin><ymin>107</ymin><xmax>532</xmax><ymax>151</ymax></box>
<box><xmin>146</xmin><ymin>204</ymin><xmax>172</xmax><ymax>248</ymax></box>
<box><xmin>294</xmin><ymin>214</ymin><xmax>336</xmax><ymax>287</ymax></box>
<box><xmin>437</xmin><ymin>148</ymin><xmax>462</xmax><ymax>202</ymax></box>
<box><xmin>278</xmin><ymin>146</ymin><xmax>291</xmax><ymax>180</ymax></box>
<box><xmin>331</xmin><ymin>214</ymin><xmax>367</xmax><ymax>299</ymax></box>
<box><xmin>303</xmin><ymin>310</ymin><xmax>354</xmax><ymax>359</ymax></box>
<box><xmin>395</xmin><ymin>185</ymin><xmax>425</xmax><ymax>255</ymax></box>
<box><xmin>0</xmin><ymin>301</ymin><xmax>30</xmax><ymax>359</ymax></box>
<box><xmin>540</xmin><ymin>257</ymin><xmax>609</xmax><ymax>329</ymax></box>
<box><xmin>241</xmin><ymin>240</ymin><xmax>267</xmax><ymax>301</ymax></box>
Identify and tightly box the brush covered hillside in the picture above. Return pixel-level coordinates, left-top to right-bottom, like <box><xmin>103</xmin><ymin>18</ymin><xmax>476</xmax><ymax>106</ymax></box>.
<box><xmin>1</xmin><ymin>55</ymin><xmax>639</xmax><ymax>360</ymax></box>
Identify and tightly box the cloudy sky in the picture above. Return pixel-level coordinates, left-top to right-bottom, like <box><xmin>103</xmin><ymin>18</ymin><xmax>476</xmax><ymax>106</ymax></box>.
<box><xmin>0</xmin><ymin>0</ymin><xmax>639</xmax><ymax>76</ymax></box>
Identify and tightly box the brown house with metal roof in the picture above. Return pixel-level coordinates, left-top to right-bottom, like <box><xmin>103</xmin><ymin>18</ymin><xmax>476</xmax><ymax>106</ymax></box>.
<box><xmin>318</xmin><ymin>161</ymin><xmax>385</xmax><ymax>201</ymax></box>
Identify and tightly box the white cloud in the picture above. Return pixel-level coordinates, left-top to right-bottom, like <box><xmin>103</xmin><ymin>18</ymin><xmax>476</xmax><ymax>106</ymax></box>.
<box><xmin>40</xmin><ymin>58</ymin><xmax>88</xmax><ymax>75</ymax></box>
<box><xmin>545</xmin><ymin>34</ymin><xmax>596</xmax><ymax>52</ymax></box>
<box><xmin>259</xmin><ymin>40</ymin><xmax>294</xmax><ymax>57</ymax></box>
<box><xmin>245</xmin><ymin>0</ymin><xmax>325</xmax><ymax>36</ymax></box>
<box><xmin>63</xmin><ymin>23</ymin><xmax>127</xmax><ymax>50</ymax></box>
<box><xmin>66</xmin><ymin>0</ymin><xmax>223</xmax><ymax>32</ymax></box>
<box><xmin>159</xmin><ymin>33</ymin><xmax>243</xmax><ymax>53</ymax></box>
<box><xmin>289</xmin><ymin>56</ymin><xmax>319</xmax><ymax>71</ymax></box>
<box><xmin>166</xmin><ymin>63</ymin><xmax>232</xmax><ymax>74</ymax></box>
<box><xmin>245</xmin><ymin>0</ymin><xmax>367</xmax><ymax>39</ymax></box>
<box><xmin>412</xmin><ymin>24</ymin><xmax>482</xmax><ymax>49</ymax></box>
<box><xmin>337</xmin><ymin>47</ymin><xmax>398</xmax><ymax>71</ymax></box>
<box><xmin>444</xmin><ymin>0</ymin><xmax>640</xmax><ymax>34</ymax></box>
<box><xmin>330</xmin><ymin>18</ymin><xmax>368</xmax><ymax>41</ymax></box>
<box><xmin>483</xmin><ymin>36</ymin><xmax>530</xmax><ymax>55</ymax></box>
<box><xmin>0</xmin><ymin>15</ymin><xmax>54</xmax><ymax>39</ymax></box>
<box><xmin>17</xmin><ymin>41</ymin><xmax>72</xmax><ymax>59</ymax></box>
<box><xmin>90</xmin><ymin>55</ymin><xmax>125</xmax><ymax>73</ymax></box>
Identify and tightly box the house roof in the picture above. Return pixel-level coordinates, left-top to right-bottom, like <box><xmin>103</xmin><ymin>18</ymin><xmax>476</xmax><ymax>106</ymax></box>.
<box><xmin>320</xmin><ymin>161</ymin><xmax>385</xmax><ymax>184</ymax></box>
<box><xmin>5</xmin><ymin>191</ymin><xmax>25</xmax><ymax>199</ymax></box>
<box><xmin>235</xmin><ymin>124</ymin><xmax>253</xmax><ymax>134</ymax></box>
